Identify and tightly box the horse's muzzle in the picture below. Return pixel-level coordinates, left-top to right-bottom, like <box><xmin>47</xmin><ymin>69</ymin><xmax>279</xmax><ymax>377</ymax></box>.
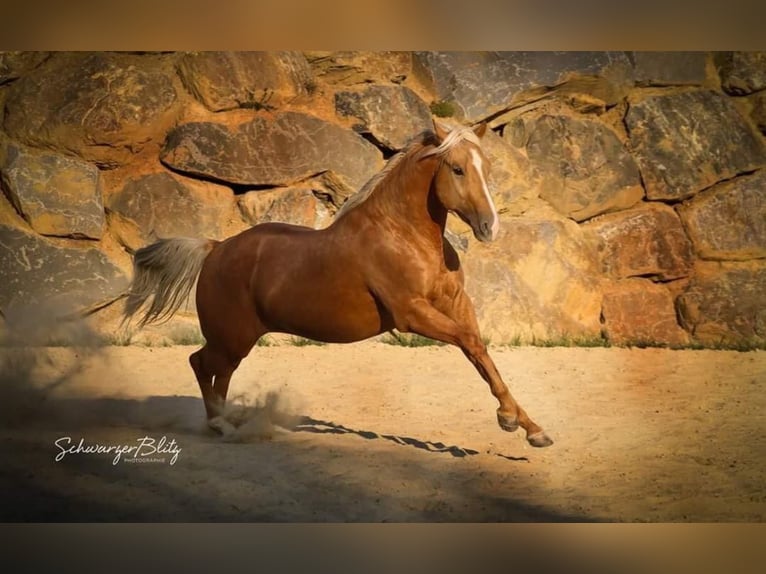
<box><xmin>474</xmin><ymin>217</ymin><xmax>499</xmax><ymax>243</ymax></box>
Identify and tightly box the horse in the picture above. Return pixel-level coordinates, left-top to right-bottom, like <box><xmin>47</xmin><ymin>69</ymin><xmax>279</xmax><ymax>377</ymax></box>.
<box><xmin>123</xmin><ymin>120</ymin><xmax>553</xmax><ymax>448</ymax></box>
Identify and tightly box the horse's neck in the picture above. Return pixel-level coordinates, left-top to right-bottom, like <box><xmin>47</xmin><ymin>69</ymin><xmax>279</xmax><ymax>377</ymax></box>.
<box><xmin>368</xmin><ymin>153</ymin><xmax>444</xmax><ymax>236</ymax></box>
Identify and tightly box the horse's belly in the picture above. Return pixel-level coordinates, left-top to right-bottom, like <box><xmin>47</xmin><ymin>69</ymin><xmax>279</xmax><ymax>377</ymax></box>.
<box><xmin>265</xmin><ymin>291</ymin><xmax>386</xmax><ymax>343</ymax></box>
<box><xmin>255</xmin><ymin>275</ymin><xmax>389</xmax><ymax>343</ymax></box>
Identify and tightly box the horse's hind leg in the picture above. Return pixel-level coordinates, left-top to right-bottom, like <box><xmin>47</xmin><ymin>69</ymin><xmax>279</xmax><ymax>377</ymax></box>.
<box><xmin>189</xmin><ymin>345</ymin><xmax>240</xmax><ymax>435</ymax></box>
<box><xmin>189</xmin><ymin>347</ymin><xmax>216</xmax><ymax>419</ymax></box>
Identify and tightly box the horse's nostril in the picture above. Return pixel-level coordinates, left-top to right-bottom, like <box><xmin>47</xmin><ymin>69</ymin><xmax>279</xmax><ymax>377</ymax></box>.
<box><xmin>480</xmin><ymin>221</ymin><xmax>490</xmax><ymax>235</ymax></box>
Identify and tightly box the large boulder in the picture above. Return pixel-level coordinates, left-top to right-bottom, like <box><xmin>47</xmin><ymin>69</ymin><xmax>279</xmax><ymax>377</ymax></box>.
<box><xmin>715</xmin><ymin>51</ymin><xmax>766</xmax><ymax>95</ymax></box>
<box><xmin>335</xmin><ymin>85</ymin><xmax>433</xmax><ymax>150</ymax></box>
<box><xmin>177</xmin><ymin>51</ymin><xmax>313</xmax><ymax>112</ymax></box>
<box><xmin>0</xmin><ymin>51</ymin><xmax>49</xmax><ymax>84</ymax></box>
<box><xmin>525</xmin><ymin>114</ymin><xmax>643</xmax><ymax>221</ymax></box>
<box><xmin>413</xmin><ymin>51</ymin><xmax>633</xmax><ymax>123</ymax></box>
<box><xmin>677</xmin><ymin>170</ymin><xmax>766</xmax><ymax>261</ymax></box>
<box><xmin>106</xmin><ymin>172</ymin><xmax>240</xmax><ymax>251</ymax></box>
<box><xmin>238</xmin><ymin>187</ymin><xmax>332</xmax><ymax>229</ymax></box>
<box><xmin>601</xmin><ymin>279</ymin><xmax>690</xmax><ymax>346</ymax></box>
<box><xmin>625</xmin><ymin>90</ymin><xmax>765</xmax><ymax>201</ymax></box>
<box><xmin>1</xmin><ymin>143</ymin><xmax>104</xmax><ymax>239</ymax></box>
<box><xmin>3</xmin><ymin>52</ymin><xmax>179</xmax><ymax>168</ymax></box>
<box><xmin>583</xmin><ymin>203</ymin><xmax>694</xmax><ymax>281</ymax></box>
<box><xmin>463</xmin><ymin>209</ymin><xmax>603</xmax><ymax>343</ymax></box>
<box><xmin>677</xmin><ymin>261</ymin><xmax>766</xmax><ymax>346</ymax></box>
<box><xmin>631</xmin><ymin>51</ymin><xmax>708</xmax><ymax>86</ymax></box>
<box><xmin>160</xmin><ymin>112</ymin><xmax>383</xmax><ymax>191</ymax></box>
<box><xmin>0</xmin><ymin>224</ymin><xmax>127</xmax><ymax>313</ymax></box>
<box><xmin>305</xmin><ymin>51</ymin><xmax>412</xmax><ymax>86</ymax></box>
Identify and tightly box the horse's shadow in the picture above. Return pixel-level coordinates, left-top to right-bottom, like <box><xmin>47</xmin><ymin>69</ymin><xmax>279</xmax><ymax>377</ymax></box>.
<box><xmin>4</xmin><ymin>390</ymin><xmax>529</xmax><ymax>462</ymax></box>
<box><xmin>293</xmin><ymin>415</ymin><xmax>529</xmax><ymax>462</ymax></box>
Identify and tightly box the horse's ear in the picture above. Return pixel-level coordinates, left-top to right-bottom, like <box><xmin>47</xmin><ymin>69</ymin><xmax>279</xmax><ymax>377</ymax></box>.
<box><xmin>432</xmin><ymin>119</ymin><xmax>450</xmax><ymax>143</ymax></box>
<box><xmin>473</xmin><ymin>122</ymin><xmax>488</xmax><ymax>139</ymax></box>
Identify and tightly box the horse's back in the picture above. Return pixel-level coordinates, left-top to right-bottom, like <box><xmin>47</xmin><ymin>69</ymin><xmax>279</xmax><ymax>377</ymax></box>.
<box><xmin>231</xmin><ymin>220</ymin><xmax>318</xmax><ymax>244</ymax></box>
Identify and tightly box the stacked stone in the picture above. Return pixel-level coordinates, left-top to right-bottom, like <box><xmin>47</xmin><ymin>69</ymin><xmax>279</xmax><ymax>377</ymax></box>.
<box><xmin>0</xmin><ymin>51</ymin><xmax>763</xmax><ymax>347</ymax></box>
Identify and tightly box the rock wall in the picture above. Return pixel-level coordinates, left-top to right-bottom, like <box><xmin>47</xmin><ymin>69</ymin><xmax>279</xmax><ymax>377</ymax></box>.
<box><xmin>0</xmin><ymin>51</ymin><xmax>764</xmax><ymax>347</ymax></box>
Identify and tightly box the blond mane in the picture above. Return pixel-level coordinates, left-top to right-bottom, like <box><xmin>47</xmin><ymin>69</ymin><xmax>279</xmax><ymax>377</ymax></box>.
<box><xmin>335</xmin><ymin>125</ymin><xmax>481</xmax><ymax>219</ymax></box>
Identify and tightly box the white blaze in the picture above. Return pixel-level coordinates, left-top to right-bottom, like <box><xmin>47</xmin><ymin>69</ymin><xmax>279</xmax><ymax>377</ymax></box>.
<box><xmin>469</xmin><ymin>148</ymin><xmax>499</xmax><ymax>240</ymax></box>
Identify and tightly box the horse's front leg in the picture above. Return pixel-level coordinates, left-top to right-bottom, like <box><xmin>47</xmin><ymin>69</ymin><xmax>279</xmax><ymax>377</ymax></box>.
<box><xmin>397</xmin><ymin>295</ymin><xmax>553</xmax><ymax>448</ymax></box>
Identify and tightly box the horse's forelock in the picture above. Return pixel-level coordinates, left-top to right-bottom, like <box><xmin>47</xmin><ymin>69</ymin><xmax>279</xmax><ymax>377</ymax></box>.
<box><xmin>421</xmin><ymin>125</ymin><xmax>481</xmax><ymax>158</ymax></box>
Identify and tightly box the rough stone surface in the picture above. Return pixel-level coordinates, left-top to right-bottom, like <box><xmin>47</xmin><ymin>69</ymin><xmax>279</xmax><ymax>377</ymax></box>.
<box><xmin>526</xmin><ymin>114</ymin><xmax>643</xmax><ymax>221</ymax></box>
<box><xmin>631</xmin><ymin>51</ymin><xmax>708</xmax><ymax>86</ymax></box>
<box><xmin>3</xmin><ymin>52</ymin><xmax>179</xmax><ymax>167</ymax></box>
<box><xmin>584</xmin><ymin>203</ymin><xmax>694</xmax><ymax>281</ymax></box>
<box><xmin>677</xmin><ymin>261</ymin><xmax>766</xmax><ymax>345</ymax></box>
<box><xmin>749</xmin><ymin>90</ymin><xmax>766</xmax><ymax>135</ymax></box>
<box><xmin>161</xmin><ymin>112</ymin><xmax>383</xmax><ymax>190</ymax></box>
<box><xmin>1</xmin><ymin>143</ymin><xmax>104</xmax><ymax>238</ymax></box>
<box><xmin>715</xmin><ymin>51</ymin><xmax>766</xmax><ymax>95</ymax></box>
<box><xmin>305</xmin><ymin>51</ymin><xmax>412</xmax><ymax>86</ymax></box>
<box><xmin>413</xmin><ymin>51</ymin><xmax>633</xmax><ymax>122</ymax></box>
<box><xmin>0</xmin><ymin>192</ymin><xmax>24</xmax><ymax>228</ymax></box>
<box><xmin>177</xmin><ymin>51</ymin><xmax>313</xmax><ymax>112</ymax></box>
<box><xmin>463</xmin><ymin>211</ymin><xmax>603</xmax><ymax>343</ymax></box>
<box><xmin>480</xmin><ymin>129</ymin><xmax>539</xmax><ymax>216</ymax></box>
<box><xmin>0</xmin><ymin>224</ymin><xmax>127</xmax><ymax>312</ymax></box>
<box><xmin>677</xmin><ymin>170</ymin><xmax>766</xmax><ymax>261</ymax></box>
<box><xmin>626</xmin><ymin>90</ymin><xmax>765</xmax><ymax>200</ymax></box>
<box><xmin>335</xmin><ymin>85</ymin><xmax>432</xmax><ymax>150</ymax></box>
<box><xmin>601</xmin><ymin>279</ymin><xmax>690</xmax><ymax>346</ymax></box>
<box><xmin>238</xmin><ymin>187</ymin><xmax>332</xmax><ymax>229</ymax></box>
<box><xmin>0</xmin><ymin>51</ymin><xmax>49</xmax><ymax>84</ymax></box>
<box><xmin>106</xmin><ymin>173</ymin><xmax>239</xmax><ymax>250</ymax></box>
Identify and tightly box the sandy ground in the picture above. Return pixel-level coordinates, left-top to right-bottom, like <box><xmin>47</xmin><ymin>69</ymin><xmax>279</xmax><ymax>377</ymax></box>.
<box><xmin>0</xmin><ymin>342</ymin><xmax>764</xmax><ymax>522</ymax></box>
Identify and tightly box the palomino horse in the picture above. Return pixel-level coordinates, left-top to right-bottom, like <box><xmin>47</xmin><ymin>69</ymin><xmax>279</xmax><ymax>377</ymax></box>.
<box><xmin>123</xmin><ymin>120</ymin><xmax>552</xmax><ymax>448</ymax></box>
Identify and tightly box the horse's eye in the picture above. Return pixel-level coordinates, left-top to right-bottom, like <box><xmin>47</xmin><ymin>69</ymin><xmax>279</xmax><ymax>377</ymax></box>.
<box><xmin>452</xmin><ymin>165</ymin><xmax>464</xmax><ymax>176</ymax></box>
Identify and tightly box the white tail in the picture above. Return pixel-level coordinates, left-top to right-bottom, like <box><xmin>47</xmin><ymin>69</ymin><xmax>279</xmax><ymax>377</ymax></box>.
<box><xmin>123</xmin><ymin>237</ymin><xmax>216</xmax><ymax>327</ymax></box>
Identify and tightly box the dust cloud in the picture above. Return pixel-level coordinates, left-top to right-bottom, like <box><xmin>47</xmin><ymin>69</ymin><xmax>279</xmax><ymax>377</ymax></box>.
<box><xmin>0</xmin><ymin>301</ymin><xmax>300</xmax><ymax>440</ymax></box>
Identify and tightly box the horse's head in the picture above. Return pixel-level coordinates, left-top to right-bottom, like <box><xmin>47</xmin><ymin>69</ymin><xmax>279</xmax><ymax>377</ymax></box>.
<box><xmin>427</xmin><ymin>121</ymin><xmax>499</xmax><ymax>243</ymax></box>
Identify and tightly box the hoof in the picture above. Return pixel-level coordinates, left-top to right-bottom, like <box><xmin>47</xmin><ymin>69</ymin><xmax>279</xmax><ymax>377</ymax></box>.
<box><xmin>497</xmin><ymin>411</ymin><xmax>519</xmax><ymax>432</ymax></box>
<box><xmin>208</xmin><ymin>416</ymin><xmax>236</xmax><ymax>436</ymax></box>
<box><xmin>527</xmin><ymin>431</ymin><xmax>553</xmax><ymax>448</ymax></box>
